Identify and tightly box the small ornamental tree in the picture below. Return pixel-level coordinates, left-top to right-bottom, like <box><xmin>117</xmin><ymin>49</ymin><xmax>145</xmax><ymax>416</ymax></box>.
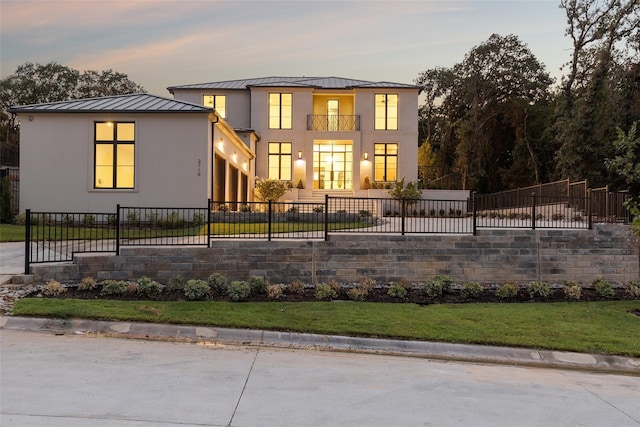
<box><xmin>388</xmin><ymin>177</ymin><xmax>422</xmax><ymax>202</ymax></box>
<box><xmin>254</xmin><ymin>177</ymin><xmax>290</xmax><ymax>202</ymax></box>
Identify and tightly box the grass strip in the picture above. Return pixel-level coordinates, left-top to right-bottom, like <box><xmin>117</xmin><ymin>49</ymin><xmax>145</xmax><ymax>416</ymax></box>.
<box><xmin>13</xmin><ymin>299</ymin><xmax>640</xmax><ymax>357</ymax></box>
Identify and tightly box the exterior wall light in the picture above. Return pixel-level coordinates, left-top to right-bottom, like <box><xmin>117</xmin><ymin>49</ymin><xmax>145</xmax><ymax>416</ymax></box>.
<box><xmin>363</xmin><ymin>151</ymin><xmax>369</xmax><ymax>161</ymax></box>
<box><xmin>298</xmin><ymin>151</ymin><xmax>303</xmax><ymax>160</ymax></box>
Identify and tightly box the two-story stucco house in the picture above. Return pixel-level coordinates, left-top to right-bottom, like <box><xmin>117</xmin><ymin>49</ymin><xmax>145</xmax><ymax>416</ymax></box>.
<box><xmin>11</xmin><ymin>76</ymin><xmax>418</xmax><ymax>212</ymax></box>
<box><xmin>168</xmin><ymin>77</ymin><xmax>419</xmax><ymax>201</ymax></box>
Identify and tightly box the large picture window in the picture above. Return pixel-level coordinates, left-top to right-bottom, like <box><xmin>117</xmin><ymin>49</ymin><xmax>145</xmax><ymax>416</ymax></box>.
<box><xmin>94</xmin><ymin>122</ymin><xmax>135</xmax><ymax>189</ymax></box>
<box><xmin>268</xmin><ymin>142</ymin><xmax>292</xmax><ymax>180</ymax></box>
<box><xmin>269</xmin><ymin>93</ymin><xmax>292</xmax><ymax>129</ymax></box>
<box><xmin>374</xmin><ymin>94</ymin><xmax>398</xmax><ymax>130</ymax></box>
<box><xmin>374</xmin><ymin>143</ymin><xmax>397</xmax><ymax>182</ymax></box>
<box><xmin>203</xmin><ymin>95</ymin><xmax>226</xmax><ymax>118</ymax></box>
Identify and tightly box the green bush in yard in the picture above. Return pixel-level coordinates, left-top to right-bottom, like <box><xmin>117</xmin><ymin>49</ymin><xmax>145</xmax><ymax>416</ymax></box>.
<box><xmin>626</xmin><ymin>281</ymin><xmax>640</xmax><ymax>299</ymax></box>
<box><xmin>422</xmin><ymin>274</ymin><xmax>453</xmax><ymax>299</ymax></box>
<box><xmin>563</xmin><ymin>281</ymin><xmax>582</xmax><ymax>301</ymax></box>
<box><xmin>461</xmin><ymin>281</ymin><xmax>483</xmax><ymax>300</ymax></box>
<box><xmin>315</xmin><ymin>284</ymin><xmax>337</xmax><ymax>300</ymax></box>
<box><xmin>100</xmin><ymin>280</ymin><xmax>127</xmax><ymax>296</ymax></box>
<box><xmin>527</xmin><ymin>281</ymin><xmax>552</xmax><ymax>300</ymax></box>
<box><xmin>184</xmin><ymin>279</ymin><xmax>211</xmax><ymax>301</ymax></box>
<box><xmin>207</xmin><ymin>273</ymin><xmax>227</xmax><ymax>294</ymax></box>
<box><xmin>496</xmin><ymin>282</ymin><xmax>518</xmax><ymax>300</ymax></box>
<box><xmin>592</xmin><ymin>278</ymin><xmax>614</xmax><ymax>299</ymax></box>
<box><xmin>387</xmin><ymin>283</ymin><xmax>408</xmax><ymax>299</ymax></box>
<box><xmin>227</xmin><ymin>280</ymin><xmax>252</xmax><ymax>302</ymax></box>
<box><xmin>137</xmin><ymin>276</ymin><xmax>164</xmax><ymax>299</ymax></box>
<box><xmin>248</xmin><ymin>276</ymin><xmax>268</xmax><ymax>295</ymax></box>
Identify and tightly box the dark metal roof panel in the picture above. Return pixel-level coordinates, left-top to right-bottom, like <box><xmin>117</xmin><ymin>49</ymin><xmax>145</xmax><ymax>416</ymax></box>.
<box><xmin>9</xmin><ymin>93</ymin><xmax>213</xmax><ymax>113</ymax></box>
<box><xmin>168</xmin><ymin>77</ymin><xmax>418</xmax><ymax>91</ymax></box>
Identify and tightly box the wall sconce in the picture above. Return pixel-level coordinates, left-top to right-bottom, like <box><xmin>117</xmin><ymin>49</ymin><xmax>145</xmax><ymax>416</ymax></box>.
<box><xmin>298</xmin><ymin>151</ymin><xmax>303</xmax><ymax>160</ymax></box>
<box><xmin>363</xmin><ymin>151</ymin><xmax>369</xmax><ymax>161</ymax></box>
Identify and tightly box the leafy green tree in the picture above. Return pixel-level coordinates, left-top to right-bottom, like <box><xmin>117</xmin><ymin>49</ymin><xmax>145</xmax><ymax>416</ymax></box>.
<box><xmin>0</xmin><ymin>176</ymin><xmax>14</xmax><ymax>223</ymax></box>
<box><xmin>254</xmin><ymin>177</ymin><xmax>290</xmax><ymax>202</ymax></box>
<box><xmin>416</xmin><ymin>34</ymin><xmax>553</xmax><ymax>192</ymax></box>
<box><xmin>0</xmin><ymin>62</ymin><xmax>145</xmax><ymax>166</ymax></box>
<box><xmin>554</xmin><ymin>0</ymin><xmax>640</xmax><ymax>185</ymax></box>
<box><xmin>607</xmin><ymin>122</ymin><xmax>640</xmax><ymax>233</ymax></box>
<box><xmin>388</xmin><ymin>177</ymin><xmax>422</xmax><ymax>201</ymax></box>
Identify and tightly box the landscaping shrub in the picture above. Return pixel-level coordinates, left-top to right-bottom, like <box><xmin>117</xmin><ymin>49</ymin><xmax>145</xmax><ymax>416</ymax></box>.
<box><xmin>625</xmin><ymin>281</ymin><xmax>640</xmax><ymax>299</ymax></box>
<box><xmin>461</xmin><ymin>281</ymin><xmax>483</xmax><ymax>300</ymax></box>
<box><xmin>266</xmin><ymin>284</ymin><xmax>285</xmax><ymax>299</ymax></box>
<box><xmin>184</xmin><ymin>279</ymin><xmax>211</xmax><ymax>301</ymax></box>
<box><xmin>327</xmin><ymin>279</ymin><xmax>341</xmax><ymax>294</ymax></box>
<box><xmin>81</xmin><ymin>214</ymin><xmax>96</xmax><ymax>226</ymax></box>
<box><xmin>227</xmin><ymin>280</ymin><xmax>252</xmax><ymax>302</ymax></box>
<box><xmin>563</xmin><ymin>281</ymin><xmax>582</xmax><ymax>300</ymax></box>
<box><xmin>248</xmin><ymin>276</ymin><xmax>268</xmax><ymax>295</ymax></box>
<box><xmin>315</xmin><ymin>284</ymin><xmax>337</xmax><ymax>300</ymax></box>
<box><xmin>167</xmin><ymin>274</ymin><xmax>186</xmax><ymax>292</ymax></box>
<box><xmin>387</xmin><ymin>282</ymin><xmax>408</xmax><ymax>298</ymax></box>
<box><xmin>347</xmin><ymin>287</ymin><xmax>368</xmax><ymax>301</ymax></box>
<box><xmin>43</xmin><ymin>280</ymin><xmax>66</xmax><ymax>297</ymax></box>
<box><xmin>422</xmin><ymin>274</ymin><xmax>453</xmax><ymax>299</ymax></box>
<box><xmin>287</xmin><ymin>279</ymin><xmax>305</xmax><ymax>294</ymax></box>
<box><xmin>137</xmin><ymin>276</ymin><xmax>164</xmax><ymax>299</ymax></box>
<box><xmin>100</xmin><ymin>280</ymin><xmax>127</xmax><ymax>296</ymax></box>
<box><xmin>592</xmin><ymin>278</ymin><xmax>614</xmax><ymax>299</ymax></box>
<box><xmin>78</xmin><ymin>277</ymin><xmax>97</xmax><ymax>291</ymax></box>
<box><xmin>207</xmin><ymin>273</ymin><xmax>227</xmax><ymax>294</ymax></box>
<box><xmin>527</xmin><ymin>281</ymin><xmax>552</xmax><ymax>300</ymax></box>
<box><xmin>496</xmin><ymin>283</ymin><xmax>518</xmax><ymax>300</ymax></box>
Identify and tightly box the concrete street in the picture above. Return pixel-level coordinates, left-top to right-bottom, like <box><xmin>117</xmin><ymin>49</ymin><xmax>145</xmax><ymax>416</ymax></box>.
<box><xmin>1</xmin><ymin>329</ymin><xmax>639</xmax><ymax>427</ymax></box>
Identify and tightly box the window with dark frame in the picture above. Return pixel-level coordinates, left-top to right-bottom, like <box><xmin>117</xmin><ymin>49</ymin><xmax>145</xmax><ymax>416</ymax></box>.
<box><xmin>268</xmin><ymin>142</ymin><xmax>292</xmax><ymax>180</ymax></box>
<box><xmin>269</xmin><ymin>93</ymin><xmax>292</xmax><ymax>129</ymax></box>
<box><xmin>374</xmin><ymin>143</ymin><xmax>398</xmax><ymax>182</ymax></box>
<box><xmin>94</xmin><ymin>122</ymin><xmax>135</xmax><ymax>189</ymax></box>
<box><xmin>203</xmin><ymin>95</ymin><xmax>226</xmax><ymax>118</ymax></box>
<box><xmin>374</xmin><ymin>94</ymin><xmax>398</xmax><ymax>130</ymax></box>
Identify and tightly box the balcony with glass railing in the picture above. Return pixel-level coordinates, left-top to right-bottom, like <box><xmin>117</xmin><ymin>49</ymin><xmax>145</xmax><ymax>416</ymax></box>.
<box><xmin>307</xmin><ymin>115</ymin><xmax>360</xmax><ymax>131</ymax></box>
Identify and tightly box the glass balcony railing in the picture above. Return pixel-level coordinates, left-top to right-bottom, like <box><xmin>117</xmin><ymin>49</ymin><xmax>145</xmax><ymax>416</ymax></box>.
<box><xmin>307</xmin><ymin>115</ymin><xmax>360</xmax><ymax>131</ymax></box>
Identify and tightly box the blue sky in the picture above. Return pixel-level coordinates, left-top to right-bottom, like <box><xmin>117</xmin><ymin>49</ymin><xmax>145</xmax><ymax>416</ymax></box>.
<box><xmin>0</xmin><ymin>0</ymin><xmax>571</xmax><ymax>96</ymax></box>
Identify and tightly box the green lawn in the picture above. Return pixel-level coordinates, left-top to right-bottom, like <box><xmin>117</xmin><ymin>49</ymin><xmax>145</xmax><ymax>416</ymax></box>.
<box><xmin>13</xmin><ymin>299</ymin><xmax>640</xmax><ymax>357</ymax></box>
<box><xmin>1</xmin><ymin>222</ymin><xmax>369</xmax><ymax>242</ymax></box>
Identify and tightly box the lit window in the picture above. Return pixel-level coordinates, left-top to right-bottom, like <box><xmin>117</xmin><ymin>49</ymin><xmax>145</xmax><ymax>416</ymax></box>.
<box><xmin>269</xmin><ymin>93</ymin><xmax>292</xmax><ymax>129</ymax></box>
<box><xmin>94</xmin><ymin>122</ymin><xmax>135</xmax><ymax>189</ymax></box>
<box><xmin>374</xmin><ymin>94</ymin><xmax>398</xmax><ymax>130</ymax></box>
<box><xmin>374</xmin><ymin>143</ymin><xmax>397</xmax><ymax>182</ymax></box>
<box><xmin>268</xmin><ymin>142</ymin><xmax>292</xmax><ymax>180</ymax></box>
<box><xmin>203</xmin><ymin>95</ymin><xmax>226</xmax><ymax>119</ymax></box>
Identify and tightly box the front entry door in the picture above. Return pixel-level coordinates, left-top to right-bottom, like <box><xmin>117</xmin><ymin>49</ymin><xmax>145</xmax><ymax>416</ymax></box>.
<box><xmin>313</xmin><ymin>141</ymin><xmax>352</xmax><ymax>190</ymax></box>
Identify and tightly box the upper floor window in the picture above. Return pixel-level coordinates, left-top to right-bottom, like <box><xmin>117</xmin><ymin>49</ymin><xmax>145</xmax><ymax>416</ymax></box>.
<box><xmin>94</xmin><ymin>122</ymin><xmax>135</xmax><ymax>189</ymax></box>
<box><xmin>269</xmin><ymin>93</ymin><xmax>292</xmax><ymax>129</ymax></box>
<box><xmin>203</xmin><ymin>95</ymin><xmax>226</xmax><ymax>118</ymax></box>
<box><xmin>374</xmin><ymin>143</ymin><xmax>397</xmax><ymax>182</ymax></box>
<box><xmin>374</xmin><ymin>94</ymin><xmax>398</xmax><ymax>130</ymax></box>
<box><xmin>268</xmin><ymin>142</ymin><xmax>292</xmax><ymax>180</ymax></box>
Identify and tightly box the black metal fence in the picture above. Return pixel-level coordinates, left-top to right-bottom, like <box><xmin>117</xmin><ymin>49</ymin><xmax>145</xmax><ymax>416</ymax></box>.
<box><xmin>23</xmin><ymin>191</ymin><xmax>632</xmax><ymax>273</ymax></box>
<box><xmin>0</xmin><ymin>166</ymin><xmax>19</xmax><ymax>213</ymax></box>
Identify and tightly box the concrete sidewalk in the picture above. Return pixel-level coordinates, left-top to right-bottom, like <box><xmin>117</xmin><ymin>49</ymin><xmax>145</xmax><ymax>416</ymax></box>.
<box><xmin>0</xmin><ymin>241</ymin><xmax>25</xmax><ymax>284</ymax></box>
<box><xmin>2</xmin><ymin>316</ymin><xmax>639</xmax><ymax>375</ymax></box>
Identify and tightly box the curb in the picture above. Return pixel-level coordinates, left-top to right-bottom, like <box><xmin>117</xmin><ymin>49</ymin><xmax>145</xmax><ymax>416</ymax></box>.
<box><xmin>2</xmin><ymin>316</ymin><xmax>639</xmax><ymax>375</ymax></box>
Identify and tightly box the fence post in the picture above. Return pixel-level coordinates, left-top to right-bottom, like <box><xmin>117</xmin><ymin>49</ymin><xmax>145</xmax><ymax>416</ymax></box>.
<box><xmin>324</xmin><ymin>194</ymin><xmax>329</xmax><ymax>241</ymax></box>
<box><xmin>588</xmin><ymin>189</ymin><xmax>593</xmax><ymax>230</ymax></box>
<box><xmin>605</xmin><ymin>184</ymin><xmax>610</xmax><ymax>221</ymax></box>
<box><xmin>268</xmin><ymin>200</ymin><xmax>272</xmax><ymax>241</ymax></box>
<box><xmin>531</xmin><ymin>193</ymin><xmax>536</xmax><ymax>230</ymax></box>
<box><xmin>24</xmin><ymin>209</ymin><xmax>31</xmax><ymax>274</ymax></box>
<box><xmin>401</xmin><ymin>198</ymin><xmax>406</xmax><ymax>235</ymax></box>
<box><xmin>472</xmin><ymin>192</ymin><xmax>477</xmax><ymax>235</ymax></box>
<box><xmin>207</xmin><ymin>199</ymin><xmax>211</xmax><ymax>248</ymax></box>
<box><xmin>116</xmin><ymin>204</ymin><xmax>120</xmax><ymax>256</ymax></box>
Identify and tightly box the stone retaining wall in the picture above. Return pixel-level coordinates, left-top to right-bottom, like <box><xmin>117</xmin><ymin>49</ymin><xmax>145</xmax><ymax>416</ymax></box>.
<box><xmin>30</xmin><ymin>224</ymin><xmax>639</xmax><ymax>285</ymax></box>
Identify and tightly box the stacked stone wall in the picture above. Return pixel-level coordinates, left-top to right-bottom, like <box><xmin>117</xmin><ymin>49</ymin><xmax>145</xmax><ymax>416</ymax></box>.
<box><xmin>31</xmin><ymin>224</ymin><xmax>639</xmax><ymax>285</ymax></box>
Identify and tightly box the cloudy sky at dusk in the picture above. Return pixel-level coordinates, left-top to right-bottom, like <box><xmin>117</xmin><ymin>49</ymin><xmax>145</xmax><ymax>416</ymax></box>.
<box><xmin>1</xmin><ymin>0</ymin><xmax>571</xmax><ymax>96</ymax></box>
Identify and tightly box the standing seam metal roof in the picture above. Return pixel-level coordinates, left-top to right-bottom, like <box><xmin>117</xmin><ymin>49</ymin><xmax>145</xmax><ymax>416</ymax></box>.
<box><xmin>9</xmin><ymin>93</ymin><xmax>213</xmax><ymax>113</ymax></box>
<box><xmin>167</xmin><ymin>76</ymin><xmax>419</xmax><ymax>91</ymax></box>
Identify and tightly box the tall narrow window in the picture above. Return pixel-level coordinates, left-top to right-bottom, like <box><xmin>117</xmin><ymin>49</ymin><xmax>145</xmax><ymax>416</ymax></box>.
<box><xmin>327</xmin><ymin>99</ymin><xmax>339</xmax><ymax>131</ymax></box>
<box><xmin>269</xmin><ymin>93</ymin><xmax>292</xmax><ymax>129</ymax></box>
<box><xmin>374</xmin><ymin>143</ymin><xmax>397</xmax><ymax>182</ymax></box>
<box><xmin>94</xmin><ymin>122</ymin><xmax>135</xmax><ymax>189</ymax></box>
<box><xmin>203</xmin><ymin>95</ymin><xmax>226</xmax><ymax>118</ymax></box>
<box><xmin>374</xmin><ymin>94</ymin><xmax>398</xmax><ymax>130</ymax></box>
<box><xmin>268</xmin><ymin>142</ymin><xmax>292</xmax><ymax>180</ymax></box>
